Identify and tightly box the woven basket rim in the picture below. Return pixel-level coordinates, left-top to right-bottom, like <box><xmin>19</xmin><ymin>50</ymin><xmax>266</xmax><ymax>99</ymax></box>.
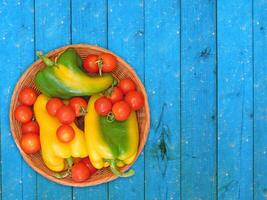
<box><xmin>9</xmin><ymin>44</ymin><xmax>150</xmax><ymax>187</ymax></box>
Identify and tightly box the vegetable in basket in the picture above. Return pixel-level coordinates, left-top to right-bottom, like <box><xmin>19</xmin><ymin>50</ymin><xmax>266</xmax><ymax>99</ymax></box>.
<box><xmin>35</xmin><ymin>48</ymin><xmax>115</xmax><ymax>99</ymax></box>
<box><xmin>34</xmin><ymin>94</ymin><xmax>88</xmax><ymax>172</ymax></box>
<box><xmin>85</xmin><ymin>95</ymin><xmax>139</xmax><ymax>177</ymax></box>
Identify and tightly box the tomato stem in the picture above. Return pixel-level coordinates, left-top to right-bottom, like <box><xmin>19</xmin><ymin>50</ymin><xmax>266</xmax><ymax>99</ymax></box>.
<box><xmin>96</xmin><ymin>59</ymin><xmax>104</xmax><ymax>76</ymax></box>
<box><xmin>106</xmin><ymin>112</ymin><xmax>115</xmax><ymax>123</ymax></box>
<box><xmin>79</xmin><ymin>107</ymin><xmax>87</xmax><ymax>116</ymax></box>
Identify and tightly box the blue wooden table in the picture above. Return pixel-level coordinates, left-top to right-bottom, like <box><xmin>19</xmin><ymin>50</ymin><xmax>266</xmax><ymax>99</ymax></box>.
<box><xmin>0</xmin><ymin>0</ymin><xmax>266</xmax><ymax>199</ymax></box>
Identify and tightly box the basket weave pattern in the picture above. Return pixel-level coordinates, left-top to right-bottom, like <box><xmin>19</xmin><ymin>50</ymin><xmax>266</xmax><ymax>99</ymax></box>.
<box><xmin>9</xmin><ymin>44</ymin><xmax>150</xmax><ymax>187</ymax></box>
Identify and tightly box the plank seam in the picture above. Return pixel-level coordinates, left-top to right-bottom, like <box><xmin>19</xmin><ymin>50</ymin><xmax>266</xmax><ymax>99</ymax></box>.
<box><xmin>252</xmin><ymin>0</ymin><xmax>255</xmax><ymax>198</ymax></box>
<box><xmin>179</xmin><ymin>0</ymin><xmax>182</xmax><ymax>199</ymax></box>
<box><xmin>70</xmin><ymin>0</ymin><xmax>72</xmax><ymax>45</ymax></box>
<box><xmin>215</xmin><ymin>0</ymin><xmax>218</xmax><ymax>199</ymax></box>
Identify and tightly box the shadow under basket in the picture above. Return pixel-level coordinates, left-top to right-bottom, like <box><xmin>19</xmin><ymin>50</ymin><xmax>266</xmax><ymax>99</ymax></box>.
<box><xmin>9</xmin><ymin>44</ymin><xmax>150</xmax><ymax>187</ymax></box>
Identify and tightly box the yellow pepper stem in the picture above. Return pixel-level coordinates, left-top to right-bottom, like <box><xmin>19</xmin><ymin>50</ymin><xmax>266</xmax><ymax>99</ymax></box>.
<box><xmin>54</xmin><ymin>157</ymin><xmax>73</xmax><ymax>179</ymax></box>
<box><xmin>109</xmin><ymin>160</ymin><xmax>135</xmax><ymax>177</ymax></box>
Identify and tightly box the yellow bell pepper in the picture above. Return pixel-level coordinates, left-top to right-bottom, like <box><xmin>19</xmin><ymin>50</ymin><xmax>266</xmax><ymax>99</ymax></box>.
<box><xmin>84</xmin><ymin>95</ymin><xmax>139</xmax><ymax>177</ymax></box>
<box><xmin>34</xmin><ymin>94</ymin><xmax>88</xmax><ymax>172</ymax></box>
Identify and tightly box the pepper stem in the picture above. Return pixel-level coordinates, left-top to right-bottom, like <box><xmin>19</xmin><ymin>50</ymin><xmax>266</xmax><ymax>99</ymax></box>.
<box><xmin>36</xmin><ymin>51</ymin><xmax>55</xmax><ymax>66</ymax></box>
<box><xmin>109</xmin><ymin>160</ymin><xmax>135</xmax><ymax>177</ymax></box>
<box><xmin>53</xmin><ymin>157</ymin><xmax>73</xmax><ymax>179</ymax></box>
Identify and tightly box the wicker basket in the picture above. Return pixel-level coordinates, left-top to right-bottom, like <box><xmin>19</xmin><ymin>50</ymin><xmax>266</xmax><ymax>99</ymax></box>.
<box><xmin>9</xmin><ymin>44</ymin><xmax>150</xmax><ymax>187</ymax></box>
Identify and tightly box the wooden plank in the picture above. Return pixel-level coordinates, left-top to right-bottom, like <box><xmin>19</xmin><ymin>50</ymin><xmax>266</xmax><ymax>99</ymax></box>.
<box><xmin>253</xmin><ymin>0</ymin><xmax>267</xmax><ymax>199</ymax></box>
<box><xmin>144</xmin><ymin>0</ymin><xmax>180</xmax><ymax>199</ymax></box>
<box><xmin>71</xmin><ymin>0</ymin><xmax>107</xmax><ymax>47</ymax></box>
<box><xmin>71</xmin><ymin>1</ymin><xmax>108</xmax><ymax>199</ymax></box>
<box><xmin>107</xmin><ymin>0</ymin><xmax>144</xmax><ymax>199</ymax></box>
<box><xmin>217</xmin><ymin>0</ymin><xmax>253</xmax><ymax>199</ymax></box>
<box><xmin>0</xmin><ymin>0</ymin><xmax>36</xmax><ymax>199</ymax></box>
<box><xmin>180</xmin><ymin>0</ymin><xmax>217</xmax><ymax>199</ymax></box>
<box><xmin>35</xmin><ymin>1</ymin><xmax>72</xmax><ymax>199</ymax></box>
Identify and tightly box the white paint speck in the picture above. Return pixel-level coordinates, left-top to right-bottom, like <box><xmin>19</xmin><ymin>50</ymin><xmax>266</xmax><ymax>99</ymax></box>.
<box><xmin>241</xmin><ymin>25</ymin><xmax>246</xmax><ymax>31</ymax></box>
<box><xmin>61</xmin><ymin>20</ymin><xmax>64</xmax><ymax>24</ymax></box>
<box><xmin>94</xmin><ymin>13</ymin><xmax>99</xmax><ymax>18</ymax></box>
<box><xmin>229</xmin><ymin>143</ymin><xmax>235</xmax><ymax>148</ymax></box>
<box><xmin>2</xmin><ymin>36</ymin><xmax>5</xmax><ymax>40</ymax></box>
<box><xmin>109</xmin><ymin>8</ymin><xmax>113</xmax><ymax>12</ymax></box>
<box><xmin>156</xmin><ymin>24</ymin><xmax>160</xmax><ymax>29</ymax></box>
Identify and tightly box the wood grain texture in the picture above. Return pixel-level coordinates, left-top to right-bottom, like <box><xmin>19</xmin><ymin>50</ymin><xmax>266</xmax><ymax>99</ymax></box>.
<box><xmin>72</xmin><ymin>1</ymin><xmax>108</xmax><ymax>199</ymax></box>
<box><xmin>35</xmin><ymin>1</ymin><xmax>72</xmax><ymax>199</ymax></box>
<box><xmin>217</xmin><ymin>0</ymin><xmax>253</xmax><ymax>199</ymax></box>
<box><xmin>144</xmin><ymin>0</ymin><xmax>181</xmax><ymax>199</ymax></box>
<box><xmin>0</xmin><ymin>0</ymin><xmax>36</xmax><ymax>199</ymax></box>
<box><xmin>181</xmin><ymin>0</ymin><xmax>217</xmax><ymax>199</ymax></box>
<box><xmin>253</xmin><ymin>0</ymin><xmax>267</xmax><ymax>199</ymax></box>
<box><xmin>108</xmin><ymin>0</ymin><xmax>145</xmax><ymax>199</ymax></box>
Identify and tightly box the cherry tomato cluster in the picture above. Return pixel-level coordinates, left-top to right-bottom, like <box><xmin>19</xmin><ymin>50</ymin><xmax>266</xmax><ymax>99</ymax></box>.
<box><xmin>14</xmin><ymin>87</ymin><xmax>41</xmax><ymax>154</ymax></box>
<box><xmin>83</xmin><ymin>53</ymin><xmax>117</xmax><ymax>75</ymax></box>
<box><xmin>46</xmin><ymin>97</ymin><xmax>87</xmax><ymax>143</ymax></box>
<box><xmin>94</xmin><ymin>78</ymin><xmax>144</xmax><ymax>121</ymax></box>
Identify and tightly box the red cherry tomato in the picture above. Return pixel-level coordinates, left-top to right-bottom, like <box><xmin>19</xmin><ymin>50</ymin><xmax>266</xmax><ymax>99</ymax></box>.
<box><xmin>108</xmin><ymin>87</ymin><xmax>123</xmax><ymax>103</ymax></box>
<box><xmin>46</xmin><ymin>98</ymin><xmax>64</xmax><ymax>116</ymax></box>
<box><xmin>81</xmin><ymin>157</ymin><xmax>97</xmax><ymax>175</ymax></box>
<box><xmin>125</xmin><ymin>91</ymin><xmax>144</xmax><ymax>110</ymax></box>
<box><xmin>98</xmin><ymin>53</ymin><xmax>117</xmax><ymax>73</ymax></box>
<box><xmin>94</xmin><ymin>97</ymin><xmax>112</xmax><ymax>116</ymax></box>
<box><xmin>71</xmin><ymin>162</ymin><xmax>91</xmax><ymax>182</ymax></box>
<box><xmin>56</xmin><ymin>125</ymin><xmax>75</xmax><ymax>143</ymax></box>
<box><xmin>118</xmin><ymin>78</ymin><xmax>136</xmax><ymax>94</ymax></box>
<box><xmin>83</xmin><ymin>54</ymin><xmax>99</xmax><ymax>73</ymax></box>
<box><xmin>112</xmin><ymin>101</ymin><xmax>131</xmax><ymax>121</ymax></box>
<box><xmin>56</xmin><ymin>105</ymin><xmax>76</xmax><ymax>124</ymax></box>
<box><xmin>14</xmin><ymin>105</ymin><xmax>33</xmax><ymax>123</ymax></box>
<box><xmin>20</xmin><ymin>132</ymin><xmax>41</xmax><ymax>154</ymax></box>
<box><xmin>18</xmin><ymin>87</ymin><xmax>37</xmax><ymax>106</ymax></box>
<box><xmin>21</xmin><ymin>121</ymin><xmax>39</xmax><ymax>135</ymax></box>
<box><xmin>69</xmin><ymin>97</ymin><xmax>88</xmax><ymax>117</ymax></box>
